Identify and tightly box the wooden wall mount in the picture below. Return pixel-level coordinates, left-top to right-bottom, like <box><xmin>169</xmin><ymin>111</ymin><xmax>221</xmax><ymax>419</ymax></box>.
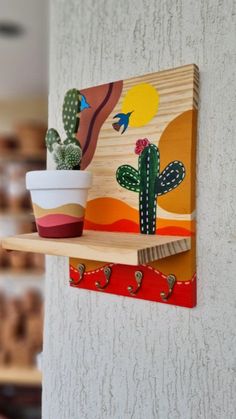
<box><xmin>1</xmin><ymin>65</ymin><xmax>199</xmax><ymax>307</ymax></box>
<box><xmin>69</xmin><ymin>64</ymin><xmax>199</xmax><ymax>307</ymax></box>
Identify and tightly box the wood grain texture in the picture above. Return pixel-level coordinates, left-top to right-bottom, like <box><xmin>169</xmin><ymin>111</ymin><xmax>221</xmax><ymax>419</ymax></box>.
<box><xmin>86</xmin><ymin>65</ymin><xmax>198</xmax><ymax>209</ymax></box>
<box><xmin>0</xmin><ymin>368</ymin><xmax>41</xmax><ymax>386</ymax></box>
<box><xmin>2</xmin><ymin>232</ymin><xmax>190</xmax><ymax>265</ymax></box>
<box><xmin>44</xmin><ymin>0</ymin><xmax>236</xmax><ymax>418</ymax></box>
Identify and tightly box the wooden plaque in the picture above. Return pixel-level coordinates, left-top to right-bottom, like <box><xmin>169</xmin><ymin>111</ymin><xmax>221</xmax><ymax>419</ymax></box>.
<box><xmin>69</xmin><ymin>64</ymin><xmax>199</xmax><ymax>308</ymax></box>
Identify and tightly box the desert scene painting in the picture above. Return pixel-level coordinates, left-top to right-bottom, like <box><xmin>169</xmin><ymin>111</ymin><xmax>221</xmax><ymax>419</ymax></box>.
<box><xmin>70</xmin><ymin>64</ymin><xmax>199</xmax><ymax>307</ymax></box>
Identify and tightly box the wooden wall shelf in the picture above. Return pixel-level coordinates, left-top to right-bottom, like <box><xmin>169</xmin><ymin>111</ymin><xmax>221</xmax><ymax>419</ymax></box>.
<box><xmin>0</xmin><ymin>150</ymin><xmax>46</xmax><ymax>163</ymax></box>
<box><xmin>0</xmin><ymin>268</ymin><xmax>44</xmax><ymax>279</ymax></box>
<box><xmin>0</xmin><ymin>210</ymin><xmax>34</xmax><ymax>220</ymax></box>
<box><xmin>0</xmin><ymin>367</ymin><xmax>42</xmax><ymax>386</ymax></box>
<box><xmin>1</xmin><ymin>232</ymin><xmax>191</xmax><ymax>266</ymax></box>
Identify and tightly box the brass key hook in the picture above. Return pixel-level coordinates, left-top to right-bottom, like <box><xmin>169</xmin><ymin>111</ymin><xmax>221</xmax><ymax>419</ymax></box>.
<box><xmin>160</xmin><ymin>274</ymin><xmax>176</xmax><ymax>301</ymax></box>
<box><xmin>95</xmin><ymin>266</ymin><xmax>112</xmax><ymax>290</ymax></box>
<box><xmin>70</xmin><ymin>263</ymin><xmax>85</xmax><ymax>285</ymax></box>
<box><xmin>127</xmin><ymin>270</ymin><xmax>143</xmax><ymax>296</ymax></box>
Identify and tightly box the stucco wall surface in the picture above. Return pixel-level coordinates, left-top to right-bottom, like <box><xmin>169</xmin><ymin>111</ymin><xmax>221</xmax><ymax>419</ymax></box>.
<box><xmin>43</xmin><ymin>1</ymin><xmax>236</xmax><ymax>418</ymax></box>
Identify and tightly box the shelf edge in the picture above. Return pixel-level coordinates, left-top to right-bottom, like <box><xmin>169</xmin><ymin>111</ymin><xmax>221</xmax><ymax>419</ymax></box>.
<box><xmin>137</xmin><ymin>237</ymin><xmax>191</xmax><ymax>264</ymax></box>
<box><xmin>1</xmin><ymin>233</ymin><xmax>191</xmax><ymax>266</ymax></box>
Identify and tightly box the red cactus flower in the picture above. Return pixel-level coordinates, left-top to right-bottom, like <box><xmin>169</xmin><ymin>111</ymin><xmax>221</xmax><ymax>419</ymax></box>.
<box><xmin>135</xmin><ymin>138</ymin><xmax>150</xmax><ymax>155</ymax></box>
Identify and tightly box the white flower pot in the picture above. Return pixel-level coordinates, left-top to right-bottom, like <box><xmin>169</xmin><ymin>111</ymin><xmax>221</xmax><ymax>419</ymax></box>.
<box><xmin>26</xmin><ymin>170</ymin><xmax>92</xmax><ymax>238</ymax></box>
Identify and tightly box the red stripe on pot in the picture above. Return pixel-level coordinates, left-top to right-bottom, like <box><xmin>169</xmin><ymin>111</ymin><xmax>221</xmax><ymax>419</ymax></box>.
<box><xmin>37</xmin><ymin>220</ymin><xmax>84</xmax><ymax>238</ymax></box>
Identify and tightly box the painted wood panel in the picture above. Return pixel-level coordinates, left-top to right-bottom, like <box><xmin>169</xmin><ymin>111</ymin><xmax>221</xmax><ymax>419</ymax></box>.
<box><xmin>69</xmin><ymin>64</ymin><xmax>198</xmax><ymax>307</ymax></box>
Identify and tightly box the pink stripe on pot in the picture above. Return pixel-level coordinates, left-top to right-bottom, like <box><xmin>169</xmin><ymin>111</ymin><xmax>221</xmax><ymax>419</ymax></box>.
<box><xmin>36</xmin><ymin>213</ymin><xmax>84</xmax><ymax>227</ymax></box>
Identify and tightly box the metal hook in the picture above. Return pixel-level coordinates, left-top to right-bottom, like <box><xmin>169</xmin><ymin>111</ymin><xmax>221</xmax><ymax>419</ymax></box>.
<box><xmin>95</xmin><ymin>266</ymin><xmax>112</xmax><ymax>290</ymax></box>
<box><xmin>160</xmin><ymin>274</ymin><xmax>176</xmax><ymax>301</ymax></box>
<box><xmin>70</xmin><ymin>263</ymin><xmax>85</xmax><ymax>285</ymax></box>
<box><xmin>127</xmin><ymin>270</ymin><xmax>143</xmax><ymax>296</ymax></box>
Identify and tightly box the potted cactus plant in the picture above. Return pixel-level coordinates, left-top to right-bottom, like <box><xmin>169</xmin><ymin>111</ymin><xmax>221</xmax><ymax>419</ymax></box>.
<box><xmin>26</xmin><ymin>89</ymin><xmax>92</xmax><ymax>238</ymax></box>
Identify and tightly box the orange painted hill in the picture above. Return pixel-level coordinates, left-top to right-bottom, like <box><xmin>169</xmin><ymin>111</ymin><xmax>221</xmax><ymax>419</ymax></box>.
<box><xmin>85</xmin><ymin>197</ymin><xmax>194</xmax><ymax>234</ymax></box>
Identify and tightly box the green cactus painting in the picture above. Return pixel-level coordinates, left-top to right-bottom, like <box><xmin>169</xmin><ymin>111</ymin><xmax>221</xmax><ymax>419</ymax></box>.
<box><xmin>45</xmin><ymin>88</ymin><xmax>89</xmax><ymax>170</ymax></box>
<box><xmin>116</xmin><ymin>139</ymin><xmax>185</xmax><ymax>234</ymax></box>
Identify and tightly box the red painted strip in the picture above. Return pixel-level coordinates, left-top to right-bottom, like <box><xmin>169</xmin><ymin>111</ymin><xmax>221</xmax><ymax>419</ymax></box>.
<box><xmin>37</xmin><ymin>213</ymin><xmax>84</xmax><ymax>227</ymax></box>
<box><xmin>156</xmin><ymin>226</ymin><xmax>193</xmax><ymax>236</ymax></box>
<box><xmin>84</xmin><ymin>218</ymin><xmax>193</xmax><ymax>236</ymax></box>
<box><xmin>69</xmin><ymin>264</ymin><xmax>197</xmax><ymax>308</ymax></box>
<box><xmin>84</xmin><ymin>218</ymin><xmax>139</xmax><ymax>232</ymax></box>
<box><xmin>38</xmin><ymin>221</ymin><xmax>84</xmax><ymax>238</ymax></box>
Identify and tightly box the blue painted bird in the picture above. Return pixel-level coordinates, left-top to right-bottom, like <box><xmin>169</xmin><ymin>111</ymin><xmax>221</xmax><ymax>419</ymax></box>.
<box><xmin>112</xmin><ymin>111</ymin><xmax>133</xmax><ymax>134</ymax></box>
<box><xmin>80</xmin><ymin>94</ymin><xmax>90</xmax><ymax>111</ymax></box>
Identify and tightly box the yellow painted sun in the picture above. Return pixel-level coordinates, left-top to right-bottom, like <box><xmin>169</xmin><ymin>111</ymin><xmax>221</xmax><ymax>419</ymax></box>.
<box><xmin>121</xmin><ymin>83</ymin><xmax>159</xmax><ymax>127</ymax></box>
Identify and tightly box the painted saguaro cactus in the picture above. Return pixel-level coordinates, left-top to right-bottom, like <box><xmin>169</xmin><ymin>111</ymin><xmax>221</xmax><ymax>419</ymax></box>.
<box><xmin>45</xmin><ymin>88</ymin><xmax>83</xmax><ymax>170</ymax></box>
<box><xmin>116</xmin><ymin>139</ymin><xmax>186</xmax><ymax>234</ymax></box>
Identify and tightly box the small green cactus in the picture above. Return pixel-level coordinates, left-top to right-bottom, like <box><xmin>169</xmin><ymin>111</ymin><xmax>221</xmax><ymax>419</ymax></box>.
<box><xmin>116</xmin><ymin>139</ymin><xmax>185</xmax><ymax>235</ymax></box>
<box><xmin>53</xmin><ymin>144</ymin><xmax>82</xmax><ymax>170</ymax></box>
<box><xmin>45</xmin><ymin>88</ymin><xmax>83</xmax><ymax>170</ymax></box>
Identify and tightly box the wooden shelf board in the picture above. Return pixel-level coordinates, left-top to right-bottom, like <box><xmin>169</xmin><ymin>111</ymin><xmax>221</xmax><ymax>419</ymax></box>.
<box><xmin>0</xmin><ymin>150</ymin><xmax>46</xmax><ymax>163</ymax></box>
<box><xmin>0</xmin><ymin>268</ymin><xmax>44</xmax><ymax>279</ymax></box>
<box><xmin>1</xmin><ymin>231</ymin><xmax>191</xmax><ymax>265</ymax></box>
<box><xmin>0</xmin><ymin>210</ymin><xmax>34</xmax><ymax>220</ymax></box>
<box><xmin>0</xmin><ymin>367</ymin><xmax>42</xmax><ymax>386</ymax></box>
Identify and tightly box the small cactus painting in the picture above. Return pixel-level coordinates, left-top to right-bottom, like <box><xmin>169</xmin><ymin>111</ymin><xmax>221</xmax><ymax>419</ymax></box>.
<box><xmin>45</xmin><ymin>89</ymin><xmax>89</xmax><ymax>170</ymax></box>
<box><xmin>116</xmin><ymin>139</ymin><xmax>185</xmax><ymax>234</ymax></box>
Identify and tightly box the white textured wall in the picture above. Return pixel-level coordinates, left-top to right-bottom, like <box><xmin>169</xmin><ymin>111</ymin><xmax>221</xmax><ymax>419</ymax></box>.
<box><xmin>43</xmin><ymin>1</ymin><xmax>236</xmax><ymax>418</ymax></box>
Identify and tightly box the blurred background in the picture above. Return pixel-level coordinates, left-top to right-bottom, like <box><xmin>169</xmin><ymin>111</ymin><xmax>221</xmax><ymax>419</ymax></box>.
<box><xmin>0</xmin><ymin>1</ymin><xmax>48</xmax><ymax>418</ymax></box>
